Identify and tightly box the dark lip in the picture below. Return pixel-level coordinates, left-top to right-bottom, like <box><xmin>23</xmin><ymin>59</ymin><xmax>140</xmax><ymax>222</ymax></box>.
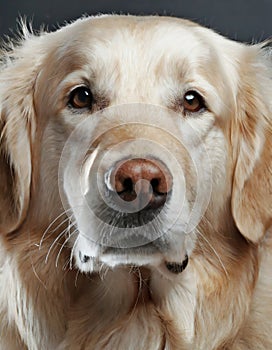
<box><xmin>165</xmin><ymin>255</ymin><xmax>189</xmax><ymax>274</ymax></box>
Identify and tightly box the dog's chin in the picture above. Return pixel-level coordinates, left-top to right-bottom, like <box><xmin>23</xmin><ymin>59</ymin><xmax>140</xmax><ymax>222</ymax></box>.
<box><xmin>74</xmin><ymin>243</ymin><xmax>189</xmax><ymax>280</ymax></box>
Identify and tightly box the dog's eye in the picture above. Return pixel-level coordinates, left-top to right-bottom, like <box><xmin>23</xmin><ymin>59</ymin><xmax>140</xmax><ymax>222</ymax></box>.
<box><xmin>68</xmin><ymin>86</ymin><xmax>93</xmax><ymax>109</ymax></box>
<box><xmin>183</xmin><ymin>91</ymin><xmax>205</xmax><ymax>113</ymax></box>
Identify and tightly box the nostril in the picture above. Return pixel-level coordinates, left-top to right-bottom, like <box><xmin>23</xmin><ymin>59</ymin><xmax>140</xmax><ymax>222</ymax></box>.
<box><xmin>122</xmin><ymin>177</ymin><xmax>133</xmax><ymax>193</ymax></box>
<box><xmin>150</xmin><ymin>178</ymin><xmax>166</xmax><ymax>195</ymax></box>
<box><xmin>150</xmin><ymin>178</ymin><xmax>159</xmax><ymax>192</ymax></box>
<box><xmin>116</xmin><ymin>177</ymin><xmax>137</xmax><ymax>202</ymax></box>
<box><xmin>149</xmin><ymin>177</ymin><xmax>167</xmax><ymax>209</ymax></box>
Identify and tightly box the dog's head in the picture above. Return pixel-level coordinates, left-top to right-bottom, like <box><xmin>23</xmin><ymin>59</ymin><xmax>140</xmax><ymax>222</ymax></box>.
<box><xmin>1</xmin><ymin>16</ymin><xmax>271</xmax><ymax>278</ymax></box>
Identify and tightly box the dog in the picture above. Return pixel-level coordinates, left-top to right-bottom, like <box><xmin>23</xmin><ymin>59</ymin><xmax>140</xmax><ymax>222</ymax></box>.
<box><xmin>0</xmin><ymin>14</ymin><xmax>272</xmax><ymax>349</ymax></box>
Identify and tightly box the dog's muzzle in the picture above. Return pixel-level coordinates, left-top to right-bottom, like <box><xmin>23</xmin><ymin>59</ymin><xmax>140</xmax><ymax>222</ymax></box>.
<box><xmin>59</xmin><ymin>105</ymin><xmax>206</xmax><ymax>276</ymax></box>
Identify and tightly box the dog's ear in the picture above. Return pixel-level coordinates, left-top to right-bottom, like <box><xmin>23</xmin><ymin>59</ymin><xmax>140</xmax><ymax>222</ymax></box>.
<box><xmin>0</xmin><ymin>30</ymin><xmax>42</xmax><ymax>234</ymax></box>
<box><xmin>231</xmin><ymin>40</ymin><xmax>272</xmax><ymax>243</ymax></box>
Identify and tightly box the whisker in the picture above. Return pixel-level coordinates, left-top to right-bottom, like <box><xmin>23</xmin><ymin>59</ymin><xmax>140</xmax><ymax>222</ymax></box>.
<box><xmin>70</xmin><ymin>235</ymin><xmax>80</xmax><ymax>270</ymax></box>
<box><xmin>55</xmin><ymin>227</ymin><xmax>78</xmax><ymax>268</ymax></box>
<box><xmin>62</xmin><ymin>257</ymin><xmax>71</xmax><ymax>271</ymax></box>
<box><xmin>40</xmin><ymin>208</ymin><xmax>74</xmax><ymax>248</ymax></box>
<box><xmin>45</xmin><ymin>224</ymin><xmax>72</xmax><ymax>264</ymax></box>
<box><xmin>74</xmin><ymin>269</ymin><xmax>80</xmax><ymax>287</ymax></box>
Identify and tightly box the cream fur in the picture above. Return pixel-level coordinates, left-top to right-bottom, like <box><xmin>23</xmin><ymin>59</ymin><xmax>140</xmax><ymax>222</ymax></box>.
<box><xmin>0</xmin><ymin>15</ymin><xmax>272</xmax><ymax>350</ymax></box>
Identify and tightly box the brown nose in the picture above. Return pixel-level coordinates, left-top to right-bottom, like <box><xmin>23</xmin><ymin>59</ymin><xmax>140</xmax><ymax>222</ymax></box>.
<box><xmin>109</xmin><ymin>158</ymin><xmax>172</xmax><ymax>210</ymax></box>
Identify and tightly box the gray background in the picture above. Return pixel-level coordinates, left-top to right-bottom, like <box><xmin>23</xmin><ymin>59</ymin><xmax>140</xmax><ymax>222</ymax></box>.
<box><xmin>0</xmin><ymin>0</ymin><xmax>271</xmax><ymax>42</ymax></box>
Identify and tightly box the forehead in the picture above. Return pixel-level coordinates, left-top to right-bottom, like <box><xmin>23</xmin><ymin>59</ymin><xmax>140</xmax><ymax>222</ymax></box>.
<box><xmin>54</xmin><ymin>16</ymin><xmax>213</xmax><ymax>74</ymax></box>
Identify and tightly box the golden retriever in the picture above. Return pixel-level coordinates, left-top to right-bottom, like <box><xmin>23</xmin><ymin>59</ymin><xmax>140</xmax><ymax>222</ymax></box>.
<box><xmin>0</xmin><ymin>15</ymin><xmax>272</xmax><ymax>350</ymax></box>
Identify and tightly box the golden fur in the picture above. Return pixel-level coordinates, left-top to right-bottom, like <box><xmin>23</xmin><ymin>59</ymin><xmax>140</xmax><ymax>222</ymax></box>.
<box><xmin>0</xmin><ymin>15</ymin><xmax>272</xmax><ymax>349</ymax></box>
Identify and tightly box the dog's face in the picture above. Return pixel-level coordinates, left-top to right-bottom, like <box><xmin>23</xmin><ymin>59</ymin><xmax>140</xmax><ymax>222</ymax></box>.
<box><xmin>1</xmin><ymin>16</ymin><xmax>271</xmax><ymax>280</ymax></box>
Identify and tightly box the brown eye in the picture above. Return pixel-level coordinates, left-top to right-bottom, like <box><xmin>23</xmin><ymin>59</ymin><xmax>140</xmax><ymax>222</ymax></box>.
<box><xmin>183</xmin><ymin>90</ymin><xmax>205</xmax><ymax>113</ymax></box>
<box><xmin>69</xmin><ymin>86</ymin><xmax>93</xmax><ymax>109</ymax></box>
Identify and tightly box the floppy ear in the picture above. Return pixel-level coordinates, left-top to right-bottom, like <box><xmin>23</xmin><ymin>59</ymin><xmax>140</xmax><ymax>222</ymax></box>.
<box><xmin>0</xmin><ymin>30</ymin><xmax>41</xmax><ymax>234</ymax></box>
<box><xmin>231</xmin><ymin>41</ymin><xmax>272</xmax><ymax>243</ymax></box>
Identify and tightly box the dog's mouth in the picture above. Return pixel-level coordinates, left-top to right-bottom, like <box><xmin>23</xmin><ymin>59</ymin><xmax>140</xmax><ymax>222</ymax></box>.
<box><xmin>78</xmin><ymin>246</ymin><xmax>189</xmax><ymax>276</ymax></box>
<box><xmin>75</xmin><ymin>233</ymin><xmax>190</xmax><ymax>279</ymax></box>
